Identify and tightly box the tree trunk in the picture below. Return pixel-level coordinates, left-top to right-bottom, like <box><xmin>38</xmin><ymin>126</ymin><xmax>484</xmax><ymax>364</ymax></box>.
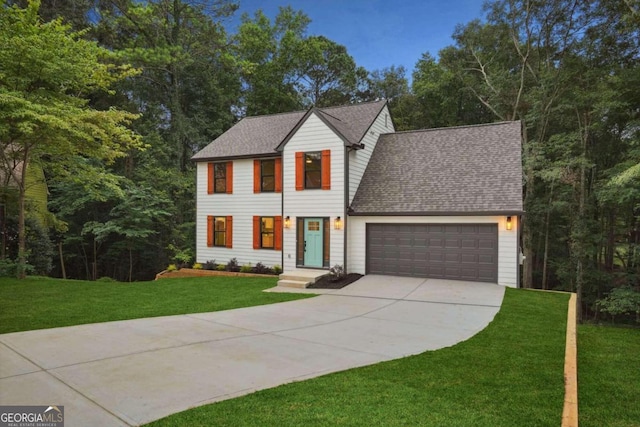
<box><xmin>16</xmin><ymin>149</ymin><xmax>29</xmax><ymax>279</ymax></box>
<box><xmin>58</xmin><ymin>241</ymin><xmax>67</xmax><ymax>279</ymax></box>
<box><xmin>542</xmin><ymin>182</ymin><xmax>554</xmax><ymax>290</ymax></box>
<box><xmin>129</xmin><ymin>245</ymin><xmax>133</xmax><ymax>283</ymax></box>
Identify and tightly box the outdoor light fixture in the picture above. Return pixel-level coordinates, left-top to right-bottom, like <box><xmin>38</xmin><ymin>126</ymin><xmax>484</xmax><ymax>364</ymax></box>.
<box><xmin>284</xmin><ymin>216</ymin><xmax>291</xmax><ymax>229</ymax></box>
<box><xmin>506</xmin><ymin>216</ymin><xmax>513</xmax><ymax>231</ymax></box>
<box><xmin>334</xmin><ymin>216</ymin><xmax>342</xmax><ymax>230</ymax></box>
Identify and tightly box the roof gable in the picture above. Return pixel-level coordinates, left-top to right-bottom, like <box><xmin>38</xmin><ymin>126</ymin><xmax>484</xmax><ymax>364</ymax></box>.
<box><xmin>350</xmin><ymin>121</ymin><xmax>524</xmax><ymax>215</ymax></box>
<box><xmin>192</xmin><ymin>100</ymin><xmax>387</xmax><ymax>161</ymax></box>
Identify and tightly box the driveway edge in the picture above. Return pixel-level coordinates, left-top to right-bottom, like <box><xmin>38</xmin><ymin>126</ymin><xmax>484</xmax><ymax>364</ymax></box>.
<box><xmin>561</xmin><ymin>293</ymin><xmax>578</xmax><ymax>427</ymax></box>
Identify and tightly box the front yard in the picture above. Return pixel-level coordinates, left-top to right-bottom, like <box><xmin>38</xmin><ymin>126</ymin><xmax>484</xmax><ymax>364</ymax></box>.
<box><xmin>147</xmin><ymin>289</ymin><xmax>569</xmax><ymax>426</ymax></box>
<box><xmin>0</xmin><ymin>276</ymin><xmax>312</xmax><ymax>334</ymax></box>
<box><xmin>2</xmin><ymin>277</ymin><xmax>636</xmax><ymax>426</ymax></box>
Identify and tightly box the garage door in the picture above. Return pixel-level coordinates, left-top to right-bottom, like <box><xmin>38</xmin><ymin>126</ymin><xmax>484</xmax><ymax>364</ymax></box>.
<box><xmin>366</xmin><ymin>223</ymin><xmax>498</xmax><ymax>282</ymax></box>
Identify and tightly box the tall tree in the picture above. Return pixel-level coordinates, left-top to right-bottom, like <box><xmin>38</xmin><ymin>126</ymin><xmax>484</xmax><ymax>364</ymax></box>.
<box><xmin>0</xmin><ymin>0</ymin><xmax>141</xmax><ymax>278</ymax></box>
<box><xmin>236</xmin><ymin>6</ymin><xmax>308</xmax><ymax>115</ymax></box>
<box><xmin>297</xmin><ymin>35</ymin><xmax>369</xmax><ymax>106</ymax></box>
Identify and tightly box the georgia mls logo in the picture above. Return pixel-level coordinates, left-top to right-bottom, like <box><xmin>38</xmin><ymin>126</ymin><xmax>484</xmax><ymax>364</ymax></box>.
<box><xmin>0</xmin><ymin>405</ymin><xmax>64</xmax><ymax>427</ymax></box>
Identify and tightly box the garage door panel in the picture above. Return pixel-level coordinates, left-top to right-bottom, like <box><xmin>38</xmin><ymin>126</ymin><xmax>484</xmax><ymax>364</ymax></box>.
<box><xmin>367</xmin><ymin>223</ymin><xmax>498</xmax><ymax>283</ymax></box>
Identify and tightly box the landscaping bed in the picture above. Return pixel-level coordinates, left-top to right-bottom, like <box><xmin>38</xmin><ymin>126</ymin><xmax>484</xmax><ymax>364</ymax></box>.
<box><xmin>307</xmin><ymin>273</ymin><xmax>363</xmax><ymax>289</ymax></box>
<box><xmin>156</xmin><ymin>268</ymin><xmax>270</xmax><ymax>280</ymax></box>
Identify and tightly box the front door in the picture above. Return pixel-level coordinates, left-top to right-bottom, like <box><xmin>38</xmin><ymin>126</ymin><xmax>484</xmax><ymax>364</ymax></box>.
<box><xmin>304</xmin><ymin>218</ymin><xmax>323</xmax><ymax>267</ymax></box>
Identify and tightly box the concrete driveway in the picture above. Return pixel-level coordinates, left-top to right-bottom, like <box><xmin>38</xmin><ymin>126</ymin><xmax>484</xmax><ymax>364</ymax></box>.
<box><xmin>0</xmin><ymin>275</ymin><xmax>504</xmax><ymax>426</ymax></box>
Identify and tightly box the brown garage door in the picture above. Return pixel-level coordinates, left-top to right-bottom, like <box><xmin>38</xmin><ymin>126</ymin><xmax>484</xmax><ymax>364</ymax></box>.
<box><xmin>366</xmin><ymin>223</ymin><xmax>498</xmax><ymax>282</ymax></box>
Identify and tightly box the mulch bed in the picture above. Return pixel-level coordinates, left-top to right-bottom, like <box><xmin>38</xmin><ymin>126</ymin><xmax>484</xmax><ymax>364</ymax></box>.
<box><xmin>307</xmin><ymin>273</ymin><xmax>363</xmax><ymax>289</ymax></box>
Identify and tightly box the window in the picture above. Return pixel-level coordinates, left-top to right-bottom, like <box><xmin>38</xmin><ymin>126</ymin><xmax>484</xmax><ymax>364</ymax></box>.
<box><xmin>208</xmin><ymin>162</ymin><xmax>232</xmax><ymax>194</ymax></box>
<box><xmin>304</xmin><ymin>152</ymin><xmax>322</xmax><ymax>189</ymax></box>
<box><xmin>253</xmin><ymin>216</ymin><xmax>282</xmax><ymax>250</ymax></box>
<box><xmin>214</xmin><ymin>217</ymin><xmax>226</xmax><ymax>246</ymax></box>
<box><xmin>261</xmin><ymin>217</ymin><xmax>274</xmax><ymax>248</ymax></box>
<box><xmin>207</xmin><ymin>215</ymin><xmax>232</xmax><ymax>248</ymax></box>
<box><xmin>295</xmin><ymin>151</ymin><xmax>329</xmax><ymax>191</ymax></box>
<box><xmin>214</xmin><ymin>164</ymin><xmax>226</xmax><ymax>193</ymax></box>
<box><xmin>261</xmin><ymin>159</ymin><xmax>275</xmax><ymax>192</ymax></box>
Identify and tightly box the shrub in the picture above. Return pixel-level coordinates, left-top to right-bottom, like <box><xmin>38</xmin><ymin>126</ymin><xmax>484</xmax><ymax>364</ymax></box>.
<box><xmin>330</xmin><ymin>264</ymin><xmax>346</xmax><ymax>282</ymax></box>
<box><xmin>96</xmin><ymin>276</ymin><xmax>117</xmax><ymax>283</ymax></box>
<box><xmin>216</xmin><ymin>264</ymin><xmax>226</xmax><ymax>271</ymax></box>
<box><xmin>226</xmin><ymin>258</ymin><xmax>239</xmax><ymax>272</ymax></box>
<box><xmin>272</xmin><ymin>264</ymin><xmax>282</xmax><ymax>275</ymax></box>
<box><xmin>203</xmin><ymin>260</ymin><xmax>217</xmax><ymax>270</ymax></box>
<box><xmin>253</xmin><ymin>262</ymin><xmax>273</xmax><ymax>274</ymax></box>
<box><xmin>596</xmin><ymin>287</ymin><xmax>640</xmax><ymax>323</ymax></box>
<box><xmin>166</xmin><ymin>264</ymin><xmax>178</xmax><ymax>272</ymax></box>
<box><xmin>192</xmin><ymin>263</ymin><xmax>203</xmax><ymax>270</ymax></box>
<box><xmin>240</xmin><ymin>263</ymin><xmax>253</xmax><ymax>273</ymax></box>
<box><xmin>0</xmin><ymin>259</ymin><xmax>34</xmax><ymax>277</ymax></box>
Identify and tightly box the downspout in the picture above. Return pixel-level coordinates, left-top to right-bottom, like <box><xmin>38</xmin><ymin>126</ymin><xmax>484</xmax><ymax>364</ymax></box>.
<box><xmin>344</xmin><ymin>146</ymin><xmax>349</xmax><ymax>272</ymax></box>
<box><xmin>517</xmin><ymin>214</ymin><xmax>522</xmax><ymax>288</ymax></box>
<box><xmin>281</xmin><ymin>155</ymin><xmax>285</xmax><ymax>272</ymax></box>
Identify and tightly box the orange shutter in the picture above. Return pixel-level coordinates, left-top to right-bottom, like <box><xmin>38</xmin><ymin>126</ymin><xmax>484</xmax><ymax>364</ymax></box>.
<box><xmin>206</xmin><ymin>216</ymin><xmax>214</xmax><ymax>247</ymax></box>
<box><xmin>207</xmin><ymin>164</ymin><xmax>214</xmax><ymax>194</ymax></box>
<box><xmin>275</xmin><ymin>158</ymin><xmax>282</xmax><ymax>193</ymax></box>
<box><xmin>226</xmin><ymin>162</ymin><xmax>233</xmax><ymax>194</ymax></box>
<box><xmin>253</xmin><ymin>216</ymin><xmax>261</xmax><ymax>249</ymax></box>
<box><xmin>321</xmin><ymin>150</ymin><xmax>331</xmax><ymax>190</ymax></box>
<box><xmin>274</xmin><ymin>216</ymin><xmax>282</xmax><ymax>251</ymax></box>
<box><xmin>226</xmin><ymin>216</ymin><xmax>233</xmax><ymax>248</ymax></box>
<box><xmin>295</xmin><ymin>152</ymin><xmax>304</xmax><ymax>191</ymax></box>
<box><xmin>253</xmin><ymin>160</ymin><xmax>261</xmax><ymax>193</ymax></box>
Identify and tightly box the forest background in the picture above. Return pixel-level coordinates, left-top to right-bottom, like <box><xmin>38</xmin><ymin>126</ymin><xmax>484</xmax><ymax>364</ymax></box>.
<box><xmin>1</xmin><ymin>0</ymin><xmax>639</xmax><ymax>321</ymax></box>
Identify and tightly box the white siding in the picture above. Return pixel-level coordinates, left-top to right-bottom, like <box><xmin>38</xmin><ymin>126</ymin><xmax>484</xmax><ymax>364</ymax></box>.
<box><xmin>282</xmin><ymin>113</ymin><xmax>345</xmax><ymax>272</ymax></box>
<box><xmin>196</xmin><ymin>158</ymin><xmax>282</xmax><ymax>268</ymax></box>
<box><xmin>348</xmin><ymin>105</ymin><xmax>394</xmax><ymax>203</ymax></box>
<box><xmin>348</xmin><ymin>215</ymin><xmax>519</xmax><ymax>287</ymax></box>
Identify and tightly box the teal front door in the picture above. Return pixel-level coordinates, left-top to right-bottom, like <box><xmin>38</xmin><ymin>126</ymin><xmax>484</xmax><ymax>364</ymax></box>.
<box><xmin>304</xmin><ymin>218</ymin><xmax>323</xmax><ymax>267</ymax></box>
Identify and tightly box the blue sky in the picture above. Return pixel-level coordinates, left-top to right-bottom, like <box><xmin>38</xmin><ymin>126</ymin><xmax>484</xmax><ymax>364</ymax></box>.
<box><xmin>228</xmin><ymin>0</ymin><xmax>486</xmax><ymax>75</ymax></box>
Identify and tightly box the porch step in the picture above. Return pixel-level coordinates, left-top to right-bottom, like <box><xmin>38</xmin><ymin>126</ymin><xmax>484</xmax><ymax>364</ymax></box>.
<box><xmin>277</xmin><ymin>269</ymin><xmax>330</xmax><ymax>288</ymax></box>
<box><xmin>276</xmin><ymin>279</ymin><xmax>310</xmax><ymax>289</ymax></box>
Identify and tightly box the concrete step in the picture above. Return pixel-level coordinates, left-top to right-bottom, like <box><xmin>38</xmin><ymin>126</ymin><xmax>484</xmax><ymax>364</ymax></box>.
<box><xmin>278</xmin><ymin>273</ymin><xmax>329</xmax><ymax>284</ymax></box>
<box><xmin>277</xmin><ymin>279</ymin><xmax>310</xmax><ymax>289</ymax></box>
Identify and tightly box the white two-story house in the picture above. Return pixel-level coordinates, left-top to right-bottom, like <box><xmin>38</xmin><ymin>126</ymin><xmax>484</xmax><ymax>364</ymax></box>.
<box><xmin>192</xmin><ymin>100</ymin><xmax>523</xmax><ymax>287</ymax></box>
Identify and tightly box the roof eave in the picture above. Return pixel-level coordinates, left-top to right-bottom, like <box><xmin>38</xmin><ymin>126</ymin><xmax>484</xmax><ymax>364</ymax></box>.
<box><xmin>348</xmin><ymin>209</ymin><xmax>525</xmax><ymax>217</ymax></box>
<box><xmin>191</xmin><ymin>152</ymin><xmax>281</xmax><ymax>162</ymax></box>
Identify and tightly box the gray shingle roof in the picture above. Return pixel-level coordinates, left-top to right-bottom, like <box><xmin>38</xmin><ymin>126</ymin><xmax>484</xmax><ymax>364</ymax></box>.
<box><xmin>191</xmin><ymin>110</ymin><xmax>306</xmax><ymax>160</ymax></box>
<box><xmin>350</xmin><ymin>121</ymin><xmax>523</xmax><ymax>215</ymax></box>
<box><xmin>192</xmin><ymin>100</ymin><xmax>387</xmax><ymax>161</ymax></box>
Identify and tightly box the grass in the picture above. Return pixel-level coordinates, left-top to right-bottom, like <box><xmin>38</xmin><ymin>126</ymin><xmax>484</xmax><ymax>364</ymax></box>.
<box><xmin>0</xmin><ymin>276</ymin><xmax>313</xmax><ymax>334</ymax></box>
<box><xmin>578</xmin><ymin>324</ymin><xmax>640</xmax><ymax>427</ymax></box>
<box><xmin>147</xmin><ymin>289</ymin><xmax>569</xmax><ymax>427</ymax></box>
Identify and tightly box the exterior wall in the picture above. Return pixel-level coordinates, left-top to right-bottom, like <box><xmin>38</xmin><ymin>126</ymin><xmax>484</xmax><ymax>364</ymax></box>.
<box><xmin>282</xmin><ymin>113</ymin><xmax>345</xmax><ymax>272</ymax></box>
<box><xmin>348</xmin><ymin>105</ymin><xmax>394</xmax><ymax>203</ymax></box>
<box><xmin>196</xmin><ymin>158</ymin><xmax>282</xmax><ymax>268</ymax></box>
<box><xmin>348</xmin><ymin>215</ymin><xmax>519</xmax><ymax>287</ymax></box>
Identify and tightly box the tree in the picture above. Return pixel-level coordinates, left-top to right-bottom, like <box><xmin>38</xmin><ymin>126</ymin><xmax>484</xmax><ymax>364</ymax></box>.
<box><xmin>297</xmin><ymin>35</ymin><xmax>369</xmax><ymax>106</ymax></box>
<box><xmin>0</xmin><ymin>0</ymin><xmax>142</xmax><ymax>278</ymax></box>
<box><xmin>236</xmin><ymin>6</ymin><xmax>308</xmax><ymax>115</ymax></box>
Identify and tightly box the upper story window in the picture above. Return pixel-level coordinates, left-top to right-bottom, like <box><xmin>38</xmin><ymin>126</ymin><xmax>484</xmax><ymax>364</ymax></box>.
<box><xmin>261</xmin><ymin>159</ymin><xmax>275</xmax><ymax>192</ymax></box>
<box><xmin>208</xmin><ymin>162</ymin><xmax>233</xmax><ymax>194</ymax></box>
<box><xmin>214</xmin><ymin>164</ymin><xmax>226</xmax><ymax>193</ymax></box>
<box><xmin>295</xmin><ymin>150</ymin><xmax>330</xmax><ymax>191</ymax></box>
<box><xmin>254</xmin><ymin>158</ymin><xmax>281</xmax><ymax>193</ymax></box>
<box><xmin>304</xmin><ymin>152</ymin><xmax>322</xmax><ymax>189</ymax></box>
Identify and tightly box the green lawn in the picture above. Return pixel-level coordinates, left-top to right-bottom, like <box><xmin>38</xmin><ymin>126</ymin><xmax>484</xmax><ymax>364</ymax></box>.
<box><xmin>0</xmin><ymin>276</ymin><xmax>312</xmax><ymax>334</ymax></box>
<box><xmin>578</xmin><ymin>324</ymin><xmax>640</xmax><ymax>427</ymax></box>
<box><xmin>147</xmin><ymin>289</ymin><xmax>569</xmax><ymax>427</ymax></box>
